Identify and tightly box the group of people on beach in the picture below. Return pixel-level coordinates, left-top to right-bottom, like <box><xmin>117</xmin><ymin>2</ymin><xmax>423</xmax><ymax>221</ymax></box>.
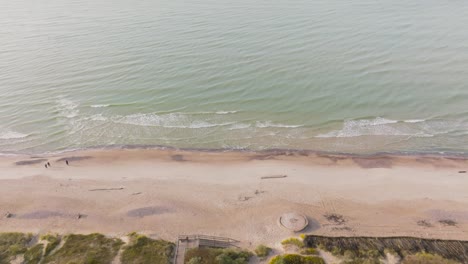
<box><xmin>45</xmin><ymin>160</ymin><xmax>69</xmax><ymax>168</ymax></box>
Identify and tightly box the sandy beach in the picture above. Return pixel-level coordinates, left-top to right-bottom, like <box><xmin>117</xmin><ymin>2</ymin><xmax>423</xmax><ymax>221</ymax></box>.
<box><xmin>1</xmin><ymin>149</ymin><xmax>468</xmax><ymax>248</ymax></box>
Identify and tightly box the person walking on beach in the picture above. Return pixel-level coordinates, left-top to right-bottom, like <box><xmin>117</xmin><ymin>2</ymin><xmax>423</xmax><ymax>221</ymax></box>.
<box><xmin>45</xmin><ymin>163</ymin><xmax>48</xmax><ymax>168</ymax></box>
<box><xmin>47</xmin><ymin>162</ymin><xmax>51</xmax><ymax>167</ymax></box>
<box><xmin>66</xmin><ymin>160</ymin><xmax>69</xmax><ymax>166</ymax></box>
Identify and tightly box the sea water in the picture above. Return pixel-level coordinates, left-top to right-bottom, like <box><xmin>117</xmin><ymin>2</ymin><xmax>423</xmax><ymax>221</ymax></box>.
<box><xmin>1</xmin><ymin>0</ymin><xmax>467</xmax><ymax>154</ymax></box>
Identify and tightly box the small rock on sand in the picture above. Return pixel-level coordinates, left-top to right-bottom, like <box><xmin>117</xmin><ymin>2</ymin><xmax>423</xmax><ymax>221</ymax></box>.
<box><xmin>4</xmin><ymin>212</ymin><xmax>13</xmax><ymax>218</ymax></box>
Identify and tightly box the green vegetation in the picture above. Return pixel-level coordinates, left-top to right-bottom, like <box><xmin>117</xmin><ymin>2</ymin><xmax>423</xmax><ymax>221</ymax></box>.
<box><xmin>402</xmin><ymin>252</ymin><xmax>460</xmax><ymax>264</ymax></box>
<box><xmin>41</xmin><ymin>234</ymin><xmax>61</xmax><ymax>256</ymax></box>
<box><xmin>299</xmin><ymin>248</ymin><xmax>318</xmax><ymax>255</ymax></box>
<box><xmin>304</xmin><ymin>235</ymin><xmax>468</xmax><ymax>263</ymax></box>
<box><xmin>254</xmin><ymin>245</ymin><xmax>271</xmax><ymax>258</ymax></box>
<box><xmin>2</xmin><ymin>232</ymin><xmax>464</xmax><ymax>264</ymax></box>
<box><xmin>24</xmin><ymin>244</ymin><xmax>44</xmax><ymax>264</ymax></box>
<box><xmin>0</xmin><ymin>232</ymin><xmax>34</xmax><ymax>264</ymax></box>
<box><xmin>188</xmin><ymin>256</ymin><xmax>203</xmax><ymax>264</ymax></box>
<box><xmin>184</xmin><ymin>248</ymin><xmax>252</xmax><ymax>264</ymax></box>
<box><xmin>281</xmin><ymin>238</ymin><xmax>304</xmax><ymax>249</ymax></box>
<box><xmin>329</xmin><ymin>247</ymin><xmax>382</xmax><ymax>263</ymax></box>
<box><xmin>269</xmin><ymin>254</ymin><xmax>325</xmax><ymax>264</ymax></box>
<box><xmin>121</xmin><ymin>233</ymin><xmax>174</xmax><ymax>264</ymax></box>
<box><xmin>43</xmin><ymin>233</ymin><xmax>123</xmax><ymax>264</ymax></box>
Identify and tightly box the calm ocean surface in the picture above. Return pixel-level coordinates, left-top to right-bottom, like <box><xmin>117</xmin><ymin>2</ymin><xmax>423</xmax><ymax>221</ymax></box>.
<box><xmin>1</xmin><ymin>0</ymin><xmax>467</xmax><ymax>155</ymax></box>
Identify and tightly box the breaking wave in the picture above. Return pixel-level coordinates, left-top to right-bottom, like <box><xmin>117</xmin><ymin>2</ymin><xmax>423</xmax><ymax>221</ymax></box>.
<box><xmin>56</xmin><ymin>98</ymin><xmax>79</xmax><ymax>118</ymax></box>
<box><xmin>255</xmin><ymin>121</ymin><xmax>304</xmax><ymax>128</ymax></box>
<box><xmin>215</xmin><ymin>111</ymin><xmax>237</xmax><ymax>114</ymax></box>
<box><xmin>0</xmin><ymin>131</ymin><xmax>29</xmax><ymax>140</ymax></box>
<box><xmin>316</xmin><ymin>117</ymin><xmax>434</xmax><ymax>138</ymax></box>
<box><xmin>113</xmin><ymin>113</ymin><xmax>234</xmax><ymax>128</ymax></box>
<box><xmin>90</xmin><ymin>104</ymin><xmax>110</xmax><ymax>108</ymax></box>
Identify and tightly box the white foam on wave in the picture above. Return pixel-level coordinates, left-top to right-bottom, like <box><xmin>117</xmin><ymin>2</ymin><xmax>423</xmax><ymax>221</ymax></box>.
<box><xmin>229</xmin><ymin>123</ymin><xmax>251</xmax><ymax>130</ymax></box>
<box><xmin>114</xmin><ymin>113</ymin><xmax>234</xmax><ymax>129</ymax></box>
<box><xmin>57</xmin><ymin>98</ymin><xmax>79</xmax><ymax>118</ymax></box>
<box><xmin>90</xmin><ymin>104</ymin><xmax>110</xmax><ymax>108</ymax></box>
<box><xmin>255</xmin><ymin>121</ymin><xmax>303</xmax><ymax>128</ymax></box>
<box><xmin>215</xmin><ymin>110</ymin><xmax>237</xmax><ymax>114</ymax></box>
<box><xmin>404</xmin><ymin>119</ymin><xmax>426</xmax><ymax>123</ymax></box>
<box><xmin>89</xmin><ymin>114</ymin><xmax>107</xmax><ymax>121</ymax></box>
<box><xmin>0</xmin><ymin>131</ymin><xmax>29</xmax><ymax>140</ymax></box>
<box><xmin>316</xmin><ymin>117</ymin><xmax>432</xmax><ymax>138</ymax></box>
<box><xmin>178</xmin><ymin>111</ymin><xmax>237</xmax><ymax>115</ymax></box>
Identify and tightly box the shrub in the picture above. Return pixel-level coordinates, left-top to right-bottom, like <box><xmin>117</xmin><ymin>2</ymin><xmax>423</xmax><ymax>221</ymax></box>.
<box><xmin>300</xmin><ymin>248</ymin><xmax>318</xmax><ymax>255</ymax></box>
<box><xmin>188</xmin><ymin>257</ymin><xmax>204</xmax><ymax>264</ymax></box>
<box><xmin>383</xmin><ymin>248</ymin><xmax>397</xmax><ymax>256</ymax></box>
<box><xmin>121</xmin><ymin>233</ymin><xmax>174</xmax><ymax>264</ymax></box>
<box><xmin>269</xmin><ymin>254</ymin><xmax>325</xmax><ymax>264</ymax></box>
<box><xmin>24</xmin><ymin>244</ymin><xmax>44</xmax><ymax>264</ymax></box>
<box><xmin>281</xmin><ymin>238</ymin><xmax>304</xmax><ymax>249</ymax></box>
<box><xmin>270</xmin><ymin>256</ymin><xmax>284</xmax><ymax>264</ymax></box>
<box><xmin>43</xmin><ymin>233</ymin><xmax>123</xmax><ymax>264</ymax></box>
<box><xmin>343</xmin><ymin>250</ymin><xmax>356</xmax><ymax>259</ymax></box>
<box><xmin>0</xmin><ymin>232</ymin><xmax>34</xmax><ymax>264</ymax></box>
<box><xmin>255</xmin><ymin>245</ymin><xmax>272</xmax><ymax>258</ymax></box>
<box><xmin>330</xmin><ymin>246</ymin><xmax>341</xmax><ymax>256</ymax></box>
<box><xmin>41</xmin><ymin>234</ymin><xmax>61</xmax><ymax>256</ymax></box>
<box><xmin>184</xmin><ymin>248</ymin><xmax>252</xmax><ymax>264</ymax></box>
<box><xmin>402</xmin><ymin>252</ymin><xmax>459</xmax><ymax>264</ymax></box>
<box><xmin>338</xmin><ymin>249</ymin><xmax>382</xmax><ymax>264</ymax></box>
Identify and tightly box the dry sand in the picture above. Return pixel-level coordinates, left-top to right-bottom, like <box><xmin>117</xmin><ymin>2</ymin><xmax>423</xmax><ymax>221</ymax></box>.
<box><xmin>1</xmin><ymin>148</ymin><xmax>468</xmax><ymax>248</ymax></box>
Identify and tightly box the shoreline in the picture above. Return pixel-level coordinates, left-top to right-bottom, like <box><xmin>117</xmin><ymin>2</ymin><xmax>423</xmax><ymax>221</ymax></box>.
<box><xmin>2</xmin><ymin>143</ymin><xmax>468</xmax><ymax>160</ymax></box>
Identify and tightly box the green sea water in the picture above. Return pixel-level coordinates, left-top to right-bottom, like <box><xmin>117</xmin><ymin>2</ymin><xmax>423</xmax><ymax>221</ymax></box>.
<box><xmin>1</xmin><ymin>0</ymin><xmax>467</xmax><ymax>154</ymax></box>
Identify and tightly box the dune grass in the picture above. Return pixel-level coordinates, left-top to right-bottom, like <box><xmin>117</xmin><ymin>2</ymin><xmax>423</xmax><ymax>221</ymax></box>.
<box><xmin>300</xmin><ymin>248</ymin><xmax>318</xmax><ymax>255</ymax></box>
<box><xmin>42</xmin><ymin>233</ymin><xmax>123</xmax><ymax>264</ymax></box>
<box><xmin>254</xmin><ymin>245</ymin><xmax>272</xmax><ymax>259</ymax></box>
<box><xmin>121</xmin><ymin>233</ymin><xmax>174</xmax><ymax>264</ymax></box>
<box><xmin>402</xmin><ymin>252</ymin><xmax>459</xmax><ymax>264</ymax></box>
<box><xmin>0</xmin><ymin>232</ymin><xmax>34</xmax><ymax>264</ymax></box>
<box><xmin>41</xmin><ymin>234</ymin><xmax>61</xmax><ymax>257</ymax></box>
<box><xmin>281</xmin><ymin>238</ymin><xmax>304</xmax><ymax>249</ymax></box>
<box><xmin>24</xmin><ymin>244</ymin><xmax>44</xmax><ymax>264</ymax></box>
<box><xmin>184</xmin><ymin>247</ymin><xmax>252</xmax><ymax>264</ymax></box>
<box><xmin>270</xmin><ymin>254</ymin><xmax>325</xmax><ymax>264</ymax></box>
<box><xmin>305</xmin><ymin>235</ymin><xmax>466</xmax><ymax>263</ymax></box>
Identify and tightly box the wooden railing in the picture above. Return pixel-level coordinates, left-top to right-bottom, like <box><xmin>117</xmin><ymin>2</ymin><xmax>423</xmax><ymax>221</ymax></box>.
<box><xmin>173</xmin><ymin>234</ymin><xmax>240</xmax><ymax>264</ymax></box>
<box><xmin>177</xmin><ymin>234</ymin><xmax>239</xmax><ymax>244</ymax></box>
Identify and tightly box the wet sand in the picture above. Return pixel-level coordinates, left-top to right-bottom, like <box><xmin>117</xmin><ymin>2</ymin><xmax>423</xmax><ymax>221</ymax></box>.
<box><xmin>1</xmin><ymin>148</ymin><xmax>468</xmax><ymax>248</ymax></box>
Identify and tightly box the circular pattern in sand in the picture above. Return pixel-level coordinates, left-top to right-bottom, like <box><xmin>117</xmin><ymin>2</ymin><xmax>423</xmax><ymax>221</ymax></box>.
<box><xmin>278</xmin><ymin>212</ymin><xmax>308</xmax><ymax>232</ymax></box>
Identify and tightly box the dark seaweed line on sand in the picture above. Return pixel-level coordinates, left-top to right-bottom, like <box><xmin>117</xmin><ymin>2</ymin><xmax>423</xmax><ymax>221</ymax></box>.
<box><xmin>3</xmin><ymin>144</ymin><xmax>468</xmax><ymax>159</ymax></box>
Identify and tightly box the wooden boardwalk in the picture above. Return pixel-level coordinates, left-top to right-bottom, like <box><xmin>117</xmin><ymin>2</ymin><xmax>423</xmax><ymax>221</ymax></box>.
<box><xmin>174</xmin><ymin>235</ymin><xmax>238</xmax><ymax>264</ymax></box>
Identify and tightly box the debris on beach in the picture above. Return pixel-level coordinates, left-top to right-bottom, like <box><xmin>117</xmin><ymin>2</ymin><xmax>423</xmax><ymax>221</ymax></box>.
<box><xmin>459</xmin><ymin>171</ymin><xmax>467</xmax><ymax>173</ymax></box>
<box><xmin>261</xmin><ymin>175</ymin><xmax>287</xmax><ymax>179</ymax></box>
<box><xmin>439</xmin><ymin>219</ymin><xmax>457</xmax><ymax>226</ymax></box>
<box><xmin>76</xmin><ymin>213</ymin><xmax>87</xmax><ymax>219</ymax></box>
<box><xmin>4</xmin><ymin>212</ymin><xmax>13</xmax><ymax>218</ymax></box>
<box><xmin>417</xmin><ymin>220</ymin><xmax>432</xmax><ymax>227</ymax></box>
<box><xmin>254</xmin><ymin>189</ymin><xmax>265</xmax><ymax>195</ymax></box>
<box><xmin>89</xmin><ymin>187</ymin><xmax>124</xmax><ymax>191</ymax></box>
<box><xmin>331</xmin><ymin>226</ymin><xmax>353</xmax><ymax>232</ymax></box>
<box><xmin>131</xmin><ymin>192</ymin><xmax>142</xmax><ymax>195</ymax></box>
<box><xmin>324</xmin><ymin>213</ymin><xmax>346</xmax><ymax>225</ymax></box>
<box><xmin>238</xmin><ymin>196</ymin><xmax>251</xmax><ymax>201</ymax></box>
